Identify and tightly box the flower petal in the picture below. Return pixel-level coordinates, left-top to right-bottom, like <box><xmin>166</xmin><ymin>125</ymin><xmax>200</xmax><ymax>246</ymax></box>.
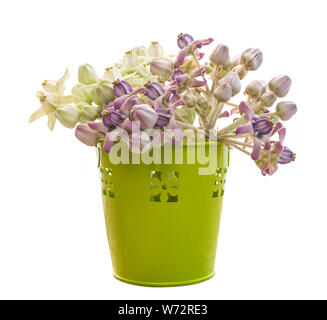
<box><xmin>251</xmin><ymin>137</ymin><xmax>262</xmax><ymax>160</ymax></box>
<box><xmin>239</xmin><ymin>101</ymin><xmax>254</xmax><ymax>121</ymax></box>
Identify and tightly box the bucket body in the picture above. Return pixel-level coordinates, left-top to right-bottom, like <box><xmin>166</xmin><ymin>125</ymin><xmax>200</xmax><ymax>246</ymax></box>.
<box><xmin>97</xmin><ymin>142</ymin><xmax>229</xmax><ymax>286</ymax></box>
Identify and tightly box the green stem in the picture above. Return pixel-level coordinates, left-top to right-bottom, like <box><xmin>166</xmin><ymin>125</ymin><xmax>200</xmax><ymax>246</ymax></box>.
<box><xmin>221</xmin><ymin>141</ymin><xmax>251</xmax><ymax>156</ymax></box>
<box><xmin>217</xmin><ymin>116</ymin><xmax>247</xmax><ymax>136</ymax></box>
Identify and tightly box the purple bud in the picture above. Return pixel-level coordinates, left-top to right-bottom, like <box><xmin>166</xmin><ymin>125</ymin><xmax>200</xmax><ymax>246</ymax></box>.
<box><xmin>241</xmin><ymin>48</ymin><xmax>263</xmax><ymax>71</ymax></box>
<box><xmin>277</xmin><ymin>146</ymin><xmax>296</xmax><ymax>164</ymax></box>
<box><xmin>113</xmin><ymin>80</ymin><xmax>132</xmax><ymax>97</ymax></box>
<box><xmin>210</xmin><ymin>44</ymin><xmax>230</xmax><ymax>65</ymax></box>
<box><xmin>245</xmin><ymin>80</ymin><xmax>267</xmax><ymax>98</ymax></box>
<box><xmin>100</xmin><ymin>107</ymin><xmax>125</xmax><ymax>129</ymax></box>
<box><xmin>221</xmin><ymin>72</ymin><xmax>241</xmax><ymax>96</ymax></box>
<box><xmin>144</xmin><ymin>82</ymin><xmax>164</xmax><ymax>100</ymax></box>
<box><xmin>252</xmin><ymin>116</ymin><xmax>273</xmax><ymax>137</ymax></box>
<box><xmin>155</xmin><ymin>108</ymin><xmax>171</xmax><ymax>127</ymax></box>
<box><xmin>261</xmin><ymin>91</ymin><xmax>277</xmax><ymax>107</ymax></box>
<box><xmin>269</xmin><ymin>75</ymin><xmax>292</xmax><ymax>98</ymax></box>
<box><xmin>177</xmin><ymin>33</ymin><xmax>194</xmax><ymax>49</ymax></box>
<box><xmin>75</xmin><ymin>123</ymin><xmax>105</xmax><ymax>146</ymax></box>
<box><xmin>130</xmin><ymin>104</ymin><xmax>158</xmax><ymax>130</ymax></box>
<box><xmin>276</xmin><ymin>101</ymin><xmax>297</xmax><ymax>121</ymax></box>
<box><xmin>214</xmin><ymin>83</ymin><xmax>232</xmax><ymax>102</ymax></box>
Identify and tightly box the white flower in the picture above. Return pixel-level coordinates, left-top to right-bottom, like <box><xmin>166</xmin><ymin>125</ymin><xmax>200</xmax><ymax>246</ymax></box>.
<box><xmin>29</xmin><ymin>70</ymin><xmax>78</xmax><ymax>130</ymax></box>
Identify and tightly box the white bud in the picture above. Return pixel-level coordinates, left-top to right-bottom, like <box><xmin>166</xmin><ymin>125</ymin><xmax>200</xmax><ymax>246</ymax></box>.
<box><xmin>95</xmin><ymin>81</ymin><xmax>115</xmax><ymax>105</ymax></box>
<box><xmin>56</xmin><ymin>105</ymin><xmax>81</xmax><ymax>128</ymax></box>
<box><xmin>78</xmin><ymin>64</ymin><xmax>98</xmax><ymax>85</ymax></box>
<box><xmin>133</xmin><ymin>45</ymin><xmax>149</xmax><ymax>57</ymax></box>
<box><xmin>78</xmin><ymin>102</ymin><xmax>98</xmax><ymax>122</ymax></box>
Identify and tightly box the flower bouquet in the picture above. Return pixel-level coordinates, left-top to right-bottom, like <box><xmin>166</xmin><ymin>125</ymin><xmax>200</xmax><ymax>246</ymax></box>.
<box><xmin>30</xmin><ymin>34</ymin><xmax>296</xmax><ymax>286</ymax></box>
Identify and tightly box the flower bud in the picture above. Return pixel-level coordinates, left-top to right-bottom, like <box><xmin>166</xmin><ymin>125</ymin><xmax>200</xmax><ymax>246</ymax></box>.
<box><xmin>276</xmin><ymin>101</ymin><xmax>297</xmax><ymax>121</ymax></box>
<box><xmin>150</xmin><ymin>59</ymin><xmax>174</xmax><ymax>79</ymax></box>
<box><xmin>133</xmin><ymin>45</ymin><xmax>148</xmax><ymax>57</ymax></box>
<box><xmin>130</xmin><ymin>104</ymin><xmax>158</xmax><ymax>130</ymax></box>
<box><xmin>123</xmin><ymin>50</ymin><xmax>139</xmax><ymax>68</ymax></box>
<box><xmin>209</xmin><ymin>44</ymin><xmax>230</xmax><ymax>65</ymax></box>
<box><xmin>214</xmin><ymin>83</ymin><xmax>232</xmax><ymax>102</ymax></box>
<box><xmin>56</xmin><ymin>105</ymin><xmax>81</xmax><ymax>128</ymax></box>
<box><xmin>177</xmin><ymin>33</ymin><xmax>194</xmax><ymax>49</ymax></box>
<box><xmin>78</xmin><ymin>64</ymin><xmax>97</xmax><ymax>85</ymax></box>
<box><xmin>230</xmin><ymin>55</ymin><xmax>241</xmax><ymax>68</ymax></box>
<box><xmin>245</xmin><ymin>80</ymin><xmax>267</xmax><ymax>98</ymax></box>
<box><xmin>113</xmin><ymin>80</ymin><xmax>132</xmax><ymax>97</ymax></box>
<box><xmin>221</xmin><ymin>72</ymin><xmax>241</xmax><ymax>96</ymax></box>
<box><xmin>232</xmin><ymin>65</ymin><xmax>247</xmax><ymax>80</ymax></box>
<box><xmin>268</xmin><ymin>75</ymin><xmax>292</xmax><ymax>98</ymax></box>
<box><xmin>277</xmin><ymin>146</ymin><xmax>296</xmax><ymax>164</ymax></box>
<box><xmin>261</xmin><ymin>91</ymin><xmax>277</xmax><ymax>107</ymax></box>
<box><xmin>103</xmin><ymin>67</ymin><xmax>120</xmax><ymax>82</ymax></box>
<box><xmin>155</xmin><ymin>108</ymin><xmax>171</xmax><ymax>127</ymax></box>
<box><xmin>241</xmin><ymin>48</ymin><xmax>263</xmax><ymax>71</ymax></box>
<box><xmin>149</xmin><ymin>41</ymin><xmax>164</xmax><ymax>57</ymax></box>
<box><xmin>183</xmin><ymin>92</ymin><xmax>197</xmax><ymax>108</ymax></box>
<box><xmin>95</xmin><ymin>81</ymin><xmax>115</xmax><ymax>104</ymax></box>
<box><xmin>78</xmin><ymin>102</ymin><xmax>98</xmax><ymax>122</ymax></box>
<box><xmin>144</xmin><ymin>82</ymin><xmax>164</xmax><ymax>100</ymax></box>
<box><xmin>252</xmin><ymin>116</ymin><xmax>273</xmax><ymax>137</ymax></box>
<box><xmin>75</xmin><ymin>123</ymin><xmax>105</xmax><ymax>147</ymax></box>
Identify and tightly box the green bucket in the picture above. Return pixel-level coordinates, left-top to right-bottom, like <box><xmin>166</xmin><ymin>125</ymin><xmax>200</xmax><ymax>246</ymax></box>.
<box><xmin>97</xmin><ymin>142</ymin><xmax>229</xmax><ymax>287</ymax></box>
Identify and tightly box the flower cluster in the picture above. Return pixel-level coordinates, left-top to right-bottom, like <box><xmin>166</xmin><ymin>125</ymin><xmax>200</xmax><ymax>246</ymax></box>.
<box><xmin>30</xmin><ymin>33</ymin><xmax>297</xmax><ymax>176</ymax></box>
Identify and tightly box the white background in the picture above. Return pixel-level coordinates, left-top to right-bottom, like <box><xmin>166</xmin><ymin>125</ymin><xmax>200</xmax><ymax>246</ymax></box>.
<box><xmin>0</xmin><ymin>0</ymin><xmax>326</xmax><ymax>300</ymax></box>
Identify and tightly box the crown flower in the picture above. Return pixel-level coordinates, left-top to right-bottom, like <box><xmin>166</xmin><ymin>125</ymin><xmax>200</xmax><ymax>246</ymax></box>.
<box><xmin>30</xmin><ymin>33</ymin><xmax>297</xmax><ymax>175</ymax></box>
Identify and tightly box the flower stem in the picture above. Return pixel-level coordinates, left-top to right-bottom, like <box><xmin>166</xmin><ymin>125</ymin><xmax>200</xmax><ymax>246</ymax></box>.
<box><xmin>217</xmin><ymin>116</ymin><xmax>247</xmax><ymax>136</ymax></box>
<box><xmin>225</xmin><ymin>102</ymin><xmax>240</xmax><ymax>108</ymax></box>
<box><xmin>222</xmin><ymin>141</ymin><xmax>252</xmax><ymax>156</ymax></box>
<box><xmin>220</xmin><ymin>138</ymin><xmax>253</xmax><ymax>149</ymax></box>
<box><xmin>191</xmin><ymin>53</ymin><xmax>209</xmax><ymax>92</ymax></box>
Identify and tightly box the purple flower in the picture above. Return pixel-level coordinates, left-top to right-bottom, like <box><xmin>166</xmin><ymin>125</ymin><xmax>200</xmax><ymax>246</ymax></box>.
<box><xmin>113</xmin><ymin>80</ymin><xmax>132</xmax><ymax>97</ymax></box>
<box><xmin>130</xmin><ymin>104</ymin><xmax>158</xmax><ymax>130</ymax></box>
<box><xmin>144</xmin><ymin>82</ymin><xmax>164</xmax><ymax>100</ymax></box>
<box><xmin>252</xmin><ymin>116</ymin><xmax>273</xmax><ymax>138</ymax></box>
<box><xmin>100</xmin><ymin>107</ymin><xmax>125</xmax><ymax>129</ymax></box>
<box><xmin>277</xmin><ymin>146</ymin><xmax>295</xmax><ymax>164</ymax></box>
<box><xmin>177</xmin><ymin>33</ymin><xmax>194</xmax><ymax>49</ymax></box>
<box><xmin>155</xmin><ymin>108</ymin><xmax>171</xmax><ymax>127</ymax></box>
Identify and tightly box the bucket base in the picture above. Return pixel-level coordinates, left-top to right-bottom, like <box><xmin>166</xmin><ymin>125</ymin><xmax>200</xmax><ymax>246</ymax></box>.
<box><xmin>113</xmin><ymin>272</ymin><xmax>215</xmax><ymax>287</ymax></box>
